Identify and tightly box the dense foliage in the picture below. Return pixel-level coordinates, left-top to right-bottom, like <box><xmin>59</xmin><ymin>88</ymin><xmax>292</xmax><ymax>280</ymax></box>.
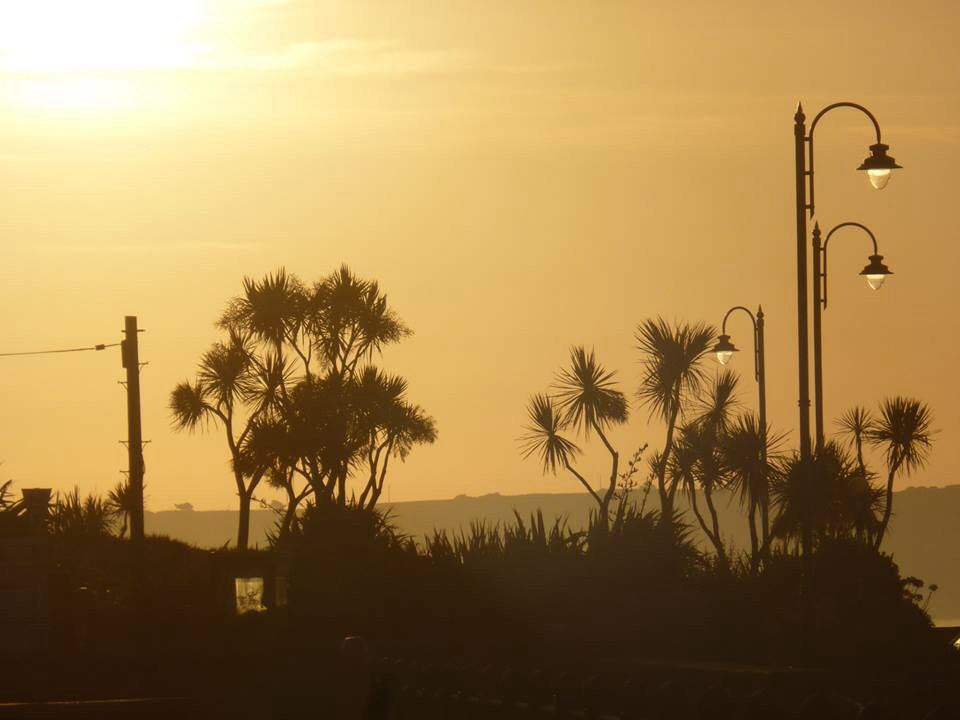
<box><xmin>169</xmin><ymin>267</ymin><xmax>437</xmax><ymax>549</ymax></box>
<box><xmin>277</xmin><ymin>497</ymin><xmax>940</xmax><ymax>668</ymax></box>
<box><xmin>523</xmin><ymin>319</ymin><xmax>936</xmax><ymax>574</ymax></box>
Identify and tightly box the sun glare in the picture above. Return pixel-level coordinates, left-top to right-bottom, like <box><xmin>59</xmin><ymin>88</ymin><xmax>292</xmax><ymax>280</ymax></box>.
<box><xmin>0</xmin><ymin>0</ymin><xmax>208</xmax><ymax>109</ymax></box>
<box><xmin>0</xmin><ymin>0</ymin><xmax>207</xmax><ymax>72</ymax></box>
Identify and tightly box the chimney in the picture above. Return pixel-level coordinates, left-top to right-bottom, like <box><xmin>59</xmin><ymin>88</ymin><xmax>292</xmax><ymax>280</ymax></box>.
<box><xmin>21</xmin><ymin>488</ymin><xmax>52</xmax><ymax>535</ymax></box>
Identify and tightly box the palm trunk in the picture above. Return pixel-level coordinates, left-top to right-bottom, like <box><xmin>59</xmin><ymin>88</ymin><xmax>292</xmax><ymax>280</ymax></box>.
<box><xmin>337</xmin><ymin>469</ymin><xmax>347</xmax><ymax>506</ymax></box>
<box><xmin>369</xmin><ymin>449</ymin><xmax>393</xmax><ymax>509</ymax></box>
<box><xmin>747</xmin><ymin>498</ymin><xmax>759</xmax><ymax>564</ymax></box>
<box><xmin>874</xmin><ymin>457</ymin><xmax>902</xmax><ymax>550</ymax></box>
<box><xmin>594</xmin><ymin>424</ymin><xmax>619</xmax><ymax>526</ymax></box>
<box><xmin>657</xmin><ymin>398</ymin><xmax>681</xmax><ymax>520</ymax></box>
<box><xmin>703</xmin><ymin>485</ymin><xmax>726</xmax><ymax>565</ymax></box>
<box><xmin>688</xmin><ymin>485</ymin><xmax>724</xmax><ymax>563</ymax></box>
<box><xmin>279</xmin><ymin>481</ymin><xmax>300</xmax><ymax>537</ymax></box>
<box><xmin>760</xmin><ymin>494</ymin><xmax>770</xmax><ymax>547</ymax></box>
<box><xmin>237</xmin><ymin>488</ymin><xmax>252</xmax><ymax>550</ymax></box>
<box><xmin>234</xmin><ymin>464</ymin><xmax>265</xmax><ymax>551</ymax></box>
<box><xmin>358</xmin><ymin>461</ymin><xmax>377</xmax><ymax>509</ymax></box>
<box><xmin>563</xmin><ymin>459</ymin><xmax>603</xmax><ymax>509</ymax></box>
<box><xmin>280</xmin><ymin>504</ymin><xmax>297</xmax><ymax>537</ymax></box>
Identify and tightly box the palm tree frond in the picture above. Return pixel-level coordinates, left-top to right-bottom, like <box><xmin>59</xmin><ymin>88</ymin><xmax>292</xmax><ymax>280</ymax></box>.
<box><xmin>519</xmin><ymin>393</ymin><xmax>581</xmax><ymax>474</ymax></box>
<box><xmin>553</xmin><ymin>346</ymin><xmax>628</xmax><ymax>436</ymax></box>
<box><xmin>635</xmin><ymin>317</ymin><xmax>715</xmax><ymax>421</ymax></box>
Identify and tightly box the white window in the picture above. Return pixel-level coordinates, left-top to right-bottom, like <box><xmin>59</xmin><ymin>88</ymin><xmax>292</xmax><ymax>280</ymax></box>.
<box><xmin>234</xmin><ymin>577</ymin><xmax>266</xmax><ymax>615</ymax></box>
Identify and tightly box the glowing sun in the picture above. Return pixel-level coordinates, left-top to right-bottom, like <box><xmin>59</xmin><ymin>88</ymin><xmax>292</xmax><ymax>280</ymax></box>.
<box><xmin>0</xmin><ymin>0</ymin><xmax>208</xmax><ymax>109</ymax></box>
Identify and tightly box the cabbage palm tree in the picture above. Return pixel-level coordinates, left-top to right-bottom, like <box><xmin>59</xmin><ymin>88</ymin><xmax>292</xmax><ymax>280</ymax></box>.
<box><xmin>282</xmin><ymin>372</ymin><xmax>363</xmax><ymax>505</ymax></box>
<box><xmin>554</xmin><ymin>347</ymin><xmax>629</xmax><ymax>521</ymax></box>
<box><xmin>219</xmin><ymin>269</ymin><xmax>310</xmax><ymax>364</ymax></box>
<box><xmin>837</xmin><ymin>465</ymin><xmax>884</xmax><ymax>545</ymax></box>
<box><xmin>50</xmin><ymin>487</ymin><xmax>116</xmax><ymax>537</ymax></box>
<box><xmin>355</xmin><ymin>366</ymin><xmax>438</xmax><ymax>509</ymax></box>
<box><xmin>837</xmin><ymin>406</ymin><xmax>874</xmax><ymax>477</ymax></box>
<box><xmin>771</xmin><ymin>448</ymin><xmax>824</xmax><ymax>552</ymax></box>
<box><xmin>107</xmin><ymin>479</ymin><xmax>139</xmax><ymax>539</ymax></box>
<box><xmin>868</xmin><ymin>397</ymin><xmax>935</xmax><ymax>549</ymax></box>
<box><xmin>670</xmin><ymin>423</ymin><xmax>725</xmax><ymax>562</ymax></box>
<box><xmin>169</xmin><ymin>332</ymin><xmax>283</xmax><ymax>549</ymax></box>
<box><xmin>834</xmin><ymin>406</ymin><xmax>884</xmax><ymax>546</ymax></box>
<box><xmin>771</xmin><ymin>441</ymin><xmax>878</xmax><ymax>550</ymax></box>
<box><xmin>312</xmin><ymin>266</ymin><xmax>410</xmax><ymax>378</ymax></box>
<box><xmin>175</xmin><ymin>267</ymin><xmax>432</xmax><ymax>538</ymax></box>
<box><xmin>721</xmin><ymin>412</ymin><xmax>784</xmax><ymax>563</ymax></box>
<box><xmin>668</xmin><ymin>370</ymin><xmax>738</xmax><ymax>563</ymax></box>
<box><xmin>635</xmin><ymin>318</ymin><xmax>714</xmax><ymax>520</ymax></box>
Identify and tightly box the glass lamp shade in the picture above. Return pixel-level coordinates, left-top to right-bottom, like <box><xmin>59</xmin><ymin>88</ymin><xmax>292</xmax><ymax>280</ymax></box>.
<box><xmin>867</xmin><ymin>169</ymin><xmax>891</xmax><ymax>190</ymax></box>
<box><xmin>858</xmin><ymin>143</ymin><xmax>901</xmax><ymax>190</ymax></box>
<box><xmin>712</xmin><ymin>334</ymin><xmax>738</xmax><ymax>365</ymax></box>
<box><xmin>860</xmin><ymin>254</ymin><xmax>892</xmax><ymax>290</ymax></box>
<box><xmin>865</xmin><ymin>274</ymin><xmax>887</xmax><ymax>290</ymax></box>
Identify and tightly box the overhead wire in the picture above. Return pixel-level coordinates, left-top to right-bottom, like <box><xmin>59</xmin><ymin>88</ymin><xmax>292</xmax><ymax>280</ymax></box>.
<box><xmin>0</xmin><ymin>342</ymin><xmax>121</xmax><ymax>358</ymax></box>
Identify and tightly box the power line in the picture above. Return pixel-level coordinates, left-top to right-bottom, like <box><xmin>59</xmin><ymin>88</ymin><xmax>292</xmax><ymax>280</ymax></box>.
<box><xmin>0</xmin><ymin>342</ymin><xmax>120</xmax><ymax>358</ymax></box>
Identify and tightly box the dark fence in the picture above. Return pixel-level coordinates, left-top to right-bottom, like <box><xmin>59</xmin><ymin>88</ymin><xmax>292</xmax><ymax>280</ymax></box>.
<box><xmin>372</xmin><ymin>657</ymin><xmax>959</xmax><ymax>720</ymax></box>
<box><xmin>0</xmin><ymin>651</ymin><xmax>955</xmax><ymax>718</ymax></box>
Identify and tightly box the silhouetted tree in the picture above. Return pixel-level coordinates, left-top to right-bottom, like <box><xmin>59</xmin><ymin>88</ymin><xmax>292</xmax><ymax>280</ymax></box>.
<box><xmin>671</xmin><ymin>423</ymin><xmax>725</xmax><ymax>562</ymax></box>
<box><xmin>171</xmin><ymin>267</ymin><xmax>436</xmax><ymax>548</ymax></box>
<box><xmin>0</xmin><ymin>479</ymin><xmax>28</xmax><ymax>537</ymax></box>
<box><xmin>50</xmin><ymin>487</ymin><xmax>117</xmax><ymax>538</ymax></box>
<box><xmin>721</xmin><ymin>412</ymin><xmax>784</xmax><ymax>565</ymax></box>
<box><xmin>107</xmin><ymin>479</ymin><xmax>139</xmax><ymax>539</ymax></box>
<box><xmin>868</xmin><ymin>397</ymin><xmax>935</xmax><ymax>550</ymax></box>
<box><xmin>355</xmin><ymin>367</ymin><xmax>437</xmax><ymax>509</ymax></box>
<box><xmin>521</xmin><ymin>347</ymin><xmax>628</xmax><ymax>522</ymax></box>
<box><xmin>837</xmin><ymin>464</ymin><xmax>885</xmax><ymax>546</ymax></box>
<box><xmin>669</xmin><ymin>370</ymin><xmax>738</xmax><ymax>564</ymax></box>
<box><xmin>169</xmin><ymin>330</ymin><xmax>285</xmax><ymax>549</ymax></box>
<box><xmin>769</xmin><ymin>441</ymin><xmax>885</xmax><ymax>550</ymax></box>
<box><xmin>520</xmin><ymin>393</ymin><xmax>587</xmax><ymax>489</ymax></box>
<box><xmin>635</xmin><ymin>318</ymin><xmax>714</xmax><ymax>520</ymax></box>
<box><xmin>554</xmin><ymin>347</ymin><xmax>629</xmax><ymax>521</ymax></box>
<box><xmin>0</xmin><ymin>478</ymin><xmax>13</xmax><ymax>509</ymax></box>
<box><xmin>837</xmin><ymin>405</ymin><xmax>874</xmax><ymax>479</ymax></box>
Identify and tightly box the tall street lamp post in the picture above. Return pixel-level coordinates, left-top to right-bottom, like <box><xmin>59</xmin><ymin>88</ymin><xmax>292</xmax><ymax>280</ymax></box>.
<box><xmin>811</xmin><ymin>221</ymin><xmax>893</xmax><ymax>450</ymax></box>
<box><xmin>794</xmin><ymin>103</ymin><xmax>901</xmax><ymax>460</ymax></box>
<box><xmin>793</xmin><ymin>101</ymin><xmax>900</xmax><ymax>656</ymax></box>
<box><xmin>792</xmin><ymin>101</ymin><xmax>901</xmax><ymax>543</ymax></box>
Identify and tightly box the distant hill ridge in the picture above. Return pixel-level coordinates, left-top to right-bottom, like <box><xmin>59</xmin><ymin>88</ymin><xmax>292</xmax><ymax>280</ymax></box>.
<box><xmin>145</xmin><ymin>484</ymin><xmax>960</xmax><ymax>623</ymax></box>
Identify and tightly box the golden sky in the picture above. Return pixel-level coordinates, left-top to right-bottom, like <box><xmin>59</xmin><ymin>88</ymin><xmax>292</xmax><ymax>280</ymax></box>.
<box><xmin>1</xmin><ymin>0</ymin><xmax>958</xmax><ymax>510</ymax></box>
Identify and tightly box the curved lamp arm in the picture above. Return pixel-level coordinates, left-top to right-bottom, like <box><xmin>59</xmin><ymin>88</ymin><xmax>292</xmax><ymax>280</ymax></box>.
<box><xmin>809</xmin><ymin>102</ymin><xmax>883</xmax><ymax>143</ymax></box>
<box><xmin>805</xmin><ymin>102</ymin><xmax>884</xmax><ymax>217</ymax></box>
<box><xmin>720</xmin><ymin>306</ymin><xmax>760</xmax><ymax>381</ymax></box>
<box><xmin>818</xmin><ymin>221</ymin><xmax>880</xmax><ymax>309</ymax></box>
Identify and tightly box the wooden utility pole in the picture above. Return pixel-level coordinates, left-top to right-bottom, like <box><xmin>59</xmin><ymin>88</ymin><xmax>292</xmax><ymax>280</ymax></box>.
<box><xmin>122</xmin><ymin>316</ymin><xmax>145</xmax><ymax>543</ymax></box>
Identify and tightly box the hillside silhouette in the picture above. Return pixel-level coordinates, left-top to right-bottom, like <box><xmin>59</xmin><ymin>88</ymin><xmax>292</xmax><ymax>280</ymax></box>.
<box><xmin>146</xmin><ymin>484</ymin><xmax>960</xmax><ymax>624</ymax></box>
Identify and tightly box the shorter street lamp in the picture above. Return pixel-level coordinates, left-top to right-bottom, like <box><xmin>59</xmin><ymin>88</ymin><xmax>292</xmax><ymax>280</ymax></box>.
<box><xmin>811</xmin><ymin>221</ymin><xmax>894</xmax><ymax>448</ymax></box>
<box><xmin>712</xmin><ymin>305</ymin><xmax>767</xmax><ymax>438</ymax></box>
<box><xmin>714</xmin><ymin>335</ymin><xmax>737</xmax><ymax>367</ymax></box>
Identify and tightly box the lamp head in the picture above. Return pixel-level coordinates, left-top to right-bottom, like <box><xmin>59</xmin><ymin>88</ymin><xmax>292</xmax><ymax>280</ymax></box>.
<box><xmin>712</xmin><ymin>334</ymin><xmax>738</xmax><ymax>366</ymax></box>
<box><xmin>860</xmin><ymin>254</ymin><xmax>893</xmax><ymax>290</ymax></box>
<box><xmin>857</xmin><ymin>143</ymin><xmax>901</xmax><ymax>190</ymax></box>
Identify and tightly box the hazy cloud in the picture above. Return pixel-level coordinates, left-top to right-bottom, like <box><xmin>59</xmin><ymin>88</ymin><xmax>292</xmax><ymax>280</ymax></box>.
<box><xmin>195</xmin><ymin>38</ymin><xmax>469</xmax><ymax>76</ymax></box>
<box><xmin>34</xmin><ymin>241</ymin><xmax>263</xmax><ymax>254</ymax></box>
